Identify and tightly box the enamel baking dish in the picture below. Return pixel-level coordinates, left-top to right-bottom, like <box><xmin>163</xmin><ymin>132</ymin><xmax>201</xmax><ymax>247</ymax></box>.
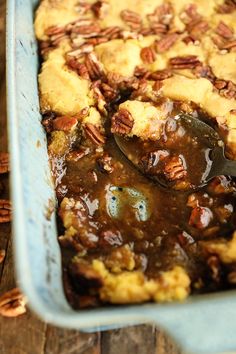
<box><xmin>6</xmin><ymin>1</ymin><xmax>236</xmax><ymax>353</ymax></box>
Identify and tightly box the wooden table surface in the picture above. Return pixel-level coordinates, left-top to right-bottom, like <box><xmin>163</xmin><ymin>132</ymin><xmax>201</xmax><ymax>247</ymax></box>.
<box><xmin>0</xmin><ymin>2</ymin><xmax>180</xmax><ymax>353</ymax></box>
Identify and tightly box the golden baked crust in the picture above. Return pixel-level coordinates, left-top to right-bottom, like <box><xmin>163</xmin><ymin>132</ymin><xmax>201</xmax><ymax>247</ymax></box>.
<box><xmin>36</xmin><ymin>0</ymin><xmax>236</xmax><ymax>154</ymax></box>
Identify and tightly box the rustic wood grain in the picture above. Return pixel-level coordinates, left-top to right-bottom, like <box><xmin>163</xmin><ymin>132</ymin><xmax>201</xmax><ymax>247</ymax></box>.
<box><xmin>0</xmin><ymin>0</ymin><xmax>180</xmax><ymax>353</ymax></box>
<box><xmin>44</xmin><ymin>326</ymin><xmax>101</xmax><ymax>354</ymax></box>
<box><xmin>101</xmin><ymin>325</ymin><xmax>156</xmax><ymax>354</ymax></box>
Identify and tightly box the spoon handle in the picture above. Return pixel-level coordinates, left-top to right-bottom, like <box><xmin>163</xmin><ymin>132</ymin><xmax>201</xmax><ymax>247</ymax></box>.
<box><xmin>220</xmin><ymin>158</ymin><xmax>236</xmax><ymax>177</ymax></box>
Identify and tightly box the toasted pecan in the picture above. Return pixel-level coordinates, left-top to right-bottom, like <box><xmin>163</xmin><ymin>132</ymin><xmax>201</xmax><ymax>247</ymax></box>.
<box><xmin>149</xmin><ymin>69</ymin><xmax>172</xmax><ymax>80</ymax></box>
<box><xmin>155</xmin><ymin>33</ymin><xmax>178</xmax><ymax>53</ymax></box>
<box><xmin>111</xmin><ymin>109</ymin><xmax>134</xmax><ymax>135</ymax></box>
<box><xmin>216</xmin><ymin>0</ymin><xmax>236</xmax><ymax>14</ymax></box>
<box><xmin>163</xmin><ymin>156</ymin><xmax>187</xmax><ymax>181</ymax></box>
<box><xmin>0</xmin><ymin>199</ymin><xmax>12</xmax><ymax>223</ymax></box>
<box><xmin>0</xmin><ymin>288</ymin><xmax>27</xmax><ymax>318</ymax></box>
<box><xmin>222</xmin><ymin>39</ymin><xmax>236</xmax><ymax>51</ymax></box>
<box><xmin>216</xmin><ymin>21</ymin><xmax>234</xmax><ymax>39</ymax></box>
<box><xmin>187</xmin><ymin>19</ymin><xmax>209</xmax><ymax>40</ymax></box>
<box><xmin>45</xmin><ymin>25</ymin><xmax>65</xmax><ymax>36</ymax></box>
<box><xmin>169</xmin><ymin>55</ymin><xmax>201</xmax><ymax>69</ymax></box>
<box><xmin>140</xmin><ymin>46</ymin><xmax>156</xmax><ymax>64</ymax></box>
<box><xmin>52</xmin><ymin>116</ymin><xmax>78</xmax><ymax>131</ymax></box>
<box><xmin>71</xmin><ymin>21</ymin><xmax>101</xmax><ymax>38</ymax></box>
<box><xmin>100</xmin><ymin>26</ymin><xmax>121</xmax><ymax>39</ymax></box>
<box><xmin>120</xmin><ymin>9</ymin><xmax>142</xmax><ymax>30</ymax></box>
<box><xmin>85</xmin><ymin>52</ymin><xmax>105</xmax><ymax>80</ymax></box>
<box><xmin>84</xmin><ymin>124</ymin><xmax>105</xmax><ymax>145</ymax></box>
<box><xmin>0</xmin><ymin>152</ymin><xmax>10</xmax><ymax>174</ymax></box>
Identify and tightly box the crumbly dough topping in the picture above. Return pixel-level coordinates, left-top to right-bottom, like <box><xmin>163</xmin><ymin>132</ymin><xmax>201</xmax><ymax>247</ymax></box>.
<box><xmin>92</xmin><ymin>260</ymin><xmax>190</xmax><ymax>303</ymax></box>
<box><xmin>39</xmin><ymin>44</ymin><xmax>93</xmax><ymax>115</ymax></box>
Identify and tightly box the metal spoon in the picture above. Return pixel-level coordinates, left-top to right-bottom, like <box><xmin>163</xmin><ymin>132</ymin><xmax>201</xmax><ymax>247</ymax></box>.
<box><xmin>114</xmin><ymin>114</ymin><xmax>236</xmax><ymax>189</ymax></box>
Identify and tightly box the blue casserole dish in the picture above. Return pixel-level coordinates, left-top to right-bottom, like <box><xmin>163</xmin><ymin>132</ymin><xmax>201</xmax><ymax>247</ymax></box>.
<box><xmin>6</xmin><ymin>1</ymin><xmax>236</xmax><ymax>353</ymax></box>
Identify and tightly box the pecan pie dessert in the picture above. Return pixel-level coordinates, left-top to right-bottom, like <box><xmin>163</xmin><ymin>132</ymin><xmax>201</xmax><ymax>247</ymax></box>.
<box><xmin>35</xmin><ymin>0</ymin><xmax>236</xmax><ymax>308</ymax></box>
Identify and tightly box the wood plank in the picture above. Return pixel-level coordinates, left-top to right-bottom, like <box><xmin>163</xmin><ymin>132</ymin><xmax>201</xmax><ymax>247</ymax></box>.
<box><xmin>0</xmin><ymin>237</ymin><xmax>47</xmax><ymax>354</ymax></box>
<box><xmin>156</xmin><ymin>329</ymin><xmax>181</xmax><ymax>354</ymax></box>
<box><xmin>44</xmin><ymin>326</ymin><xmax>101</xmax><ymax>354</ymax></box>
<box><xmin>101</xmin><ymin>325</ymin><xmax>156</xmax><ymax>354</ymax></box>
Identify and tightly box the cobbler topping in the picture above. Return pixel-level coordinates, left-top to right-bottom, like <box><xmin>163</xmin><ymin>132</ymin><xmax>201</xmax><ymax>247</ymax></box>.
<box><xmin>35</xmin><ymin>0</ymin><xmax>236</xmax><ymax>308</ymax></box>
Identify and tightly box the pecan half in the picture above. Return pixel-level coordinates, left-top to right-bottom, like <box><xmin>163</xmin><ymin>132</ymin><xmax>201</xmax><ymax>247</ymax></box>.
<box><xmin>222</xmin><ymin>39</ymin><xmax>236</xmax><ymax>51</ymax></box>
<box><xmin>100</xmin><ymin>26</ymin><xmax>121</xmax><ymax>39</ymax></box>
<box><xmin>155</xmin><ymin>33</ymin><xmax>179</xmax><ymax>53</ymax></box>
<box><xmin>84</xmin><ymin>52</ymin><xmax>105</xmax><ymax>80</ymax></box>
<box><xmin>140</xmin><ymin>46</ymin><xmax>156</xmax><ymax>64</ymax></box>
<box><xmin>45</xmin><ymin>25</ymin><xmax>65</xmax><ymax>36</ymax></box>
<box><xmin>0</xmin><ymin>152</ymin><xmax>10</xmax><ymax>174</ymax></box>
<box><xmin>66</xmin><ymin>148</ymin><xmax>90</xmax><ymax>162</ymax></box>
<box><xmin>149</xmin><ymin>69</ymin><xmax>172</xmax><ymax>81</ymax></box>
<box><xmin>50</xmin><ymin>33</ymin><xmax>69</xmax><ymax>47</ymax></box>
<box><xmin>187</xmin><ymin>20</ymin><xmax>209</xmax><ymax>40</ymax></box>
<box><xmin>76</xmin><ymin>63</ymin><xmax>90</xmax><ymax>80</ymax></box>
<box><xmin>52</xmin><ymin>116</ymin><xmax>78</xmax><ymax>131</ymax></box>
<box><xmin>84</xmin><ymin>124</ymin><xmax>105</xmax><ymax>145</ymax></box>
<box><xmin>66</xmin><ymin>58</ymin><xmax>90</xmax><ymax>80</ymax></box>
<box><xmin>169</xmin><ymin>55</ymin><xmax>201</xmax><ymax>69</ymax></box>
<box><xmin>151</xmin><ymin>23</ymin><xmax>168</xmax><ymax>34</ymax></box>
<box><xmin>100</xmin><ymin>83</ymin><xmax>117</xmax><ymax>101</ymax></box>
<box><xmin>0</xmin><ymin>200</ymin><xmax>12</xmax><ymax>223</ymax></box>
<box><xmin>153</xmin><ymin>81</ymin><xmax>163</xmax><ymax>91</ymax></box>
<box><xmin>189</xmin><ymin>206</ymin><xmax>213</xmax><ymax>229</ymax></box>
<box><xmin>0</xmin><ymin>249</ymin><xmax>6</xmax><ymax>264</ymax></box>
<box><xmin>91</xmin><ymin>0</ymin><xmax>109</xmax><ymax>19</ymax></box>
<box><xmin>120</xmin><ymin>10</ymin><xmax>142</xmax><ymax>30</ymax></box>
<box><xmin>71</xmin><ymin>21</ymin><xmax>101</xmax><ymax>38</ymax></box>
<box><xmin>214</xmin><ymin>80</ymin><xmax>236</xmax><ymax>99</ymax></box>
<box><xmin>67</xmin><ymin>43</ymin><xmax>94</xmax><ymax>57</ymax></box>
<box><xmin>163</xmin><ymin>156</ymin><xmax>187</xmax><ymax>181</ymax></box>
<box><xmin>0</xmin><ymin>288</ymin><xmax>27</xmax><ymax>317</ymax></box>
<box><xmin>216</xmin><ymin>0</ymin><xmax>236</xmax><ymax>14</ymax></box>
<box><xmin>85</xmin><ymin>37</ymin><xmax>108</xmax><ymax>46</ymax></box>
<box><xmin>216</xmin><ymin>21</ymin><xmax>234</xmax><ymax>39</ymax></box>
<box><xmin>214</xmin><ymin>79</ymin><xmax>228</xmax><ymax>90</ymax></box>
<box><xmin>139</xmin><ymin>27</ymin><xmax>153</xmax><ymax>36</ymax></box>
<box><xmin>111</xmin><ymin>109</ymin><xmax>134</xmax><ymax>135</ymax></box>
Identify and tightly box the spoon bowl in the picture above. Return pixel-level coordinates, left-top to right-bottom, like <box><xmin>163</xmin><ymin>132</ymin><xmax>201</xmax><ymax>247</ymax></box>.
<box><xmin>114</xmin><ymin>114</ymin><xmax>236</xmax><ymax>190</ymax></box>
